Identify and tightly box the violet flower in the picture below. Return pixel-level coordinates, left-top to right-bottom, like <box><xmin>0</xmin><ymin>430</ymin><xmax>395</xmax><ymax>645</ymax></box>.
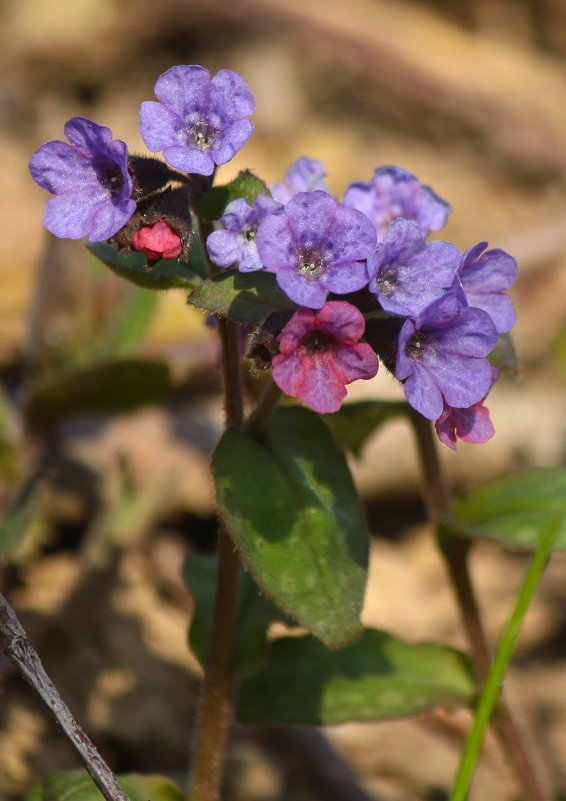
<box><xmin>28</xmin><ymin>116</ymin><xmax>135</xmax><ymax>241</ymax></box>
<box><xmin>256</xmin><ymin>190</ymin><xmax>377</xmax><ymax>309</ymax></box>
<box><xmin>395</xmin><ymin>292</ymin><xmax>498</xmax><ymax>420</ymax></box>
<box><xmin>139</xmin><ymin>65</ymin><xmax>255</xmax><ymax>176</ymax></box>
<box><xmin>344</xmin><ymin>166</ymin><xmax>450</xmax><ymax>241</ymax></box>
<box><xmin>367</xmin><ymin>219</ymin><xmax>461</xmax><ymax>318</ymax></box>
<box><xmin>457</xmin><ymin>242</ymin><xmax>517</xmax><ymax>333</ymax></box>
<box><xmin>271</xmin><ymin>157</ymin><xmax>328</xmax><ymax>204</ymax></box>
<box><xmin>272</xmin><ymin>301</ymin><xmax>379</xmax><ymax>413</ymax></box>
<box><xmin>206</xmin><ymin>194</ymin><xmax>283</xmax><ymax>271</ymax></box>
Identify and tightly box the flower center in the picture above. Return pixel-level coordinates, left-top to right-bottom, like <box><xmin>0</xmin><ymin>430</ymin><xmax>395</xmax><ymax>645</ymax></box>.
<box><xmin>303</xmin><ymin>329</ymin><xmax>334</xmax><ymax>352</ymax></box>
<box><xmin>406</xmin><ymin>332</ymin><xmax>427</xmax><ymax>360</ymax></box>
<box><xmin>377</xmin><ymin>268</ymin><xmax>398</xmax><ymax>297</ymax></box>
<box><xmin>95</xmin><ymin>160</ymin><xmax>124</xmax><ymax>195</ymax></box>
<box><xmin>298</xmin><ymin>248</ymin><xmax>325</xmax><ymax>279</ymax></box>
<box><xmin>190</xmin><ymin>121</ymin><xmax>215</xmax><ymax>152</ymax></box>
<box><xmin>244</xmin><ymin>227</ymin><xmax>256</xmax><ymax>242</ymax></box>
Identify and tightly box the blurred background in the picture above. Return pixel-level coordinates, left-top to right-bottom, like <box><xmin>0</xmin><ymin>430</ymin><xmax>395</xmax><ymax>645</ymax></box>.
<box><xmin>1</xmin><ymin>0</ymin><xmax>566</xmax><ymax>799</ymax></box>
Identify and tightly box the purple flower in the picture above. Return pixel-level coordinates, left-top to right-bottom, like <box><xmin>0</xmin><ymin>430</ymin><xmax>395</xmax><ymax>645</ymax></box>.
<box><xmin>272</xmin><ymin>301</ymin><xmax>379</xmax><ymax>413</ymax></box>
<box><xmin>256</xmin><ymin>190</ymin><xmax>377</xmax><ymax>309</ymax></box>
<box><xmin>367</xmin><ymin>219</ymin><xmax>460</xmax><ymax>318</ymax></box>
<box><xmin>139</xmin><ymin>65</ymin><xmax>255</xmax><ymax>176</ymax></box>
<box><xmin>28</xmin><ymin>116</ymin><xmax>135</xmax><ymax>241</ymax></box>
<box><xmin>271</xmin><ymin>157</ymin><xmax>328</xmax><ymax>204</ymax></box>
<box><xmin>395</xmin><ymin>292</ymin><xmax>498</xmax><ymax>420</ymax></box>
<box><xmin>344</xmin><ymin>166</ymin><xmax>450</xmax><ymax>241</ymax></box>
<box><xmin>457</xmin><ymin>242</ymin><xmax>517</xmax><ymax>334</ymax></box>
<box><xmin>206</xmin><ymin>194</ymin><xmax>283</xmax><ymax>271</ymax></box>
<box><xmin>435</xmin><ymin>399</ymin><xmax>495</xmax><ymax>450</ymax></box>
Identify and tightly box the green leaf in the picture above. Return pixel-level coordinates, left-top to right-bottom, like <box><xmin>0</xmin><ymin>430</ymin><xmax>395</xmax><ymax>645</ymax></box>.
<box><xmin>488</xmin><ymin>332</ymin><xmax>518</xmax><ymax>372</ymax></box>
<box><xmin>86</xmin><ymin>241</ymin><xmax>205</xmax><ymax>290</ymax></box>
<box><xmin>188</xmin><ymin>270</ymin><xmax>296</xmax><ymax>325</ymax></box>
<box><xmin>193</xmin><ymin>170</ymin><xmax>270</xmax><ymax>220</ymax></box>
<box><xmin>23</xmin><ymin>787</ymin><xmax>42</xmax><ymax>801</ymax></box>
<box><xmin>326</xmin><ymin>400</ymin><xmax>409</xmax><ymax>456</ymax></box>
<box><xmin>96</xmin><ymin>285</ymin><xmax>159</xmax><ymax>358</ymax></box>
<box><xmin>0</xmin><ymin>473</ymin><xmax>37</xmax><ymax>558</ymax></box>
<box><xmin>0</xmin><ymin>387</ymin><xmax>18</xmax><ymax>480</ymax></box>
<box><xmin>212</xmin><ymin>407</ymin><xmax>369</xmax><ymax>649</ymax></box>
<box><xmin>236</xmin><ymin>628</ymin><xmax>476</xmax><ymax>725</ymax></box>
<box><xmin>183</xmin><ymin>554</ymin><xmax>295</xmax><ymax>676</ymax></box>
<box><xmin>26</xmin><ymin>358</ymin><xmax>173</xmax><ymax>429</ymax></box>
<box><xmin>452</xmin><ymin>467</ymin><xmax>566</xmax><ymax>551</ymax></box>
<box><xmin>42</xmin><ymin>770</ymin><xmax>183</xmax><ymax>801</ymax></box>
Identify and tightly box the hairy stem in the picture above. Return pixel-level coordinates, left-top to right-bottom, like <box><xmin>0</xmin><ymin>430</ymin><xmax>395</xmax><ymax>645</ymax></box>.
<box><xmin>244</xmin><ymin>378</ymin><xmax>282</xmax><ymax>436</ymax></box>
<box><xmin>0</xmin><ymin>592</ymin><xmax>131</xmax><ymax>801</ymax></box>
<box><xmin>188</xmin><ymin>317</ymin><xmax>244</xmax><ymax>801</ymax></box>
<box><xmin>409</xmin><ymin>410</ymin><xmax>552</xmax><ymax>801</ymax></box>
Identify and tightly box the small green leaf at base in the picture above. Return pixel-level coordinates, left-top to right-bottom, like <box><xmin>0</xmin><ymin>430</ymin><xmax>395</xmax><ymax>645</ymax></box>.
<box><xmin>236</xmin><ymin>629</ymin><xmax>476</xmax><ymax>725</ymax></box>
<box><xmin>193</xmin><ymin>170</ymin><xmax>271</xmax><ymax>220</ymax></box>
<box><xmin>452</xmin><ymin>466</ymin><xmax>566</xmax><ymax>551</ymax></box>
<box><xmin>188</xmin><ymin>270</ymin><xmax>296</xmax><ymax>325</ymax></box>
<box><xmin>87</xmin><ymin>241</ymin><xmax>204</xmax><ymax>290</ymax></box>
<box><xmin>212</xmin><ymin>406</ymin><xmax>369</xmax><ymax>649</ymax></box>
<box><xmin>40</xmin><ymin>770</ymin><xmax>183</xmax><ymax>801</ymax></box>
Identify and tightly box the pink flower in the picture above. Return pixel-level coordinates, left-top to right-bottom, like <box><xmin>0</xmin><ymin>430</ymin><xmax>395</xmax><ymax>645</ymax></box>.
<box><xmin>132</xmin><ymin>219</ymin><xmax>183</xmax><ymax>261</ymax></box>
<box><xmin>435</xmin><ymin>400</ymin><xmax>495</xmax><ymax>450</ymax></box>
<box><xmin>434</xmin><ymin>367</ymin><xmax>499</xmax><ymax>449</ymax></box>
<box><xmin>272</xmin><ymin>301</ymin><xmax>379</xmax><ymax>414</ymax></box>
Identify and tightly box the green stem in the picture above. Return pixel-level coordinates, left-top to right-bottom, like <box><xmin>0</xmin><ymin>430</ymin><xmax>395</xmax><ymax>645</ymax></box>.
<box><xmin>243</xmin><ymin>378</ymin><xmax>282</xmax><ymax>436</ymax></box>
<box><xmin>450</xmin><ymin>520</ymin><xmax>557</xmax><ymax>801</ymax></box>
<box><xmin>409</xmin><ymin>410</ymin><xmax>552</xmax><ymax>801</ymax></box>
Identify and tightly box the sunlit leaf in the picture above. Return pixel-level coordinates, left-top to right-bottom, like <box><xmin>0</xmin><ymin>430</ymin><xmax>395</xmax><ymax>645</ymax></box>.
<box><xmin>237</xmin><ymin>629</ymin><xmax>476</xmax><ymax>725</ymax></box>
<box><xmin>188</xmin><ymin>271</ymin><xmax>295</xmax><ymax>325</ymax></box>
<box><xmin>452</xmin><ymin>466</ymin><xmax>566</xmax><ymax>551</ymax></box>
<box><xmin>212</xmin><ymin>407</ymin><xmax>369</xmax><ymax>649</ymax></box>
<box><xmin>193</xmin><ymin>170</ymin><xmax>270</xmax><ymax>220</ymax></box>
<box><xmin>41</xmin><ymin>770</ymin><xmax>183</xmax><ymax>801</ymax></box>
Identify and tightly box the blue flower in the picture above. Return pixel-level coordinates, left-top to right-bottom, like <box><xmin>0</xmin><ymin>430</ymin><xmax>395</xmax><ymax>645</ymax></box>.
<box><xmin>395</xmin><ymin>292</ymin><xmax>498</xmax><ymax>420</ymax></box>
<box><xmin>457</xmin><ymin>242</ymin><xmax>517</xmax><ymax>333</ymax></box>
<box><xmin>28</xmin><ymin>116</ymin><xmax>135</xmax><ymax>241</ymax></box>
<box><xmin>271</xmin><ymin>157</ymin><xmax>328</xmax><ymax>204</ymax></box>
<box><xmin>256</xmin><ymin>190</ymin><xmax>377</xmax><ymax>309</ymax></box>
<box><xmin>367</xmin><ymin>219</ymin><xmax>460</xmax><ymax>318</ymax></box>
<box><xmin>344</xmin><ymin>166</ymin><xmax>450</xmax><ymax>241</ymax></box>
<box><xmin>139</xmin><ymin>65</ymin><xmax>255</xmax><ymax>176</ymax></box>
<box><xmin>206</xmin><ymin>195</ymin><xmax>283</xmax><ymax>272</ymax></box>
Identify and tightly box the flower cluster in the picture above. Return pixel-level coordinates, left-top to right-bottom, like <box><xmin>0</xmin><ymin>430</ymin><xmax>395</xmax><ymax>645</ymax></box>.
<box><xmin>29</xmin><ymin>64</ymin><xmax>517</xmax><ymax>449</ymax></box>
<box><xmin>209</xmin><ymin>153</ymin><xmax>516</xmax><ymax>446</ymax></box>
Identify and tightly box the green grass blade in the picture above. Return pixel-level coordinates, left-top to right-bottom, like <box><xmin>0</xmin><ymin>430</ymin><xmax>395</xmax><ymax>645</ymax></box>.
<box><xmin>449</xmin><ymin>519</ymin><xmax>558</xmax><ymax>801</ymax></box>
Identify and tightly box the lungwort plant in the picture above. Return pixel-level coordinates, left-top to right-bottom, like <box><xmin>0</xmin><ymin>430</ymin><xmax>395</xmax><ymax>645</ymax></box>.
<box><xmin>1</xmin><ymin>62</ymin><xmax>563</xmax><ymax>801</ymax></box>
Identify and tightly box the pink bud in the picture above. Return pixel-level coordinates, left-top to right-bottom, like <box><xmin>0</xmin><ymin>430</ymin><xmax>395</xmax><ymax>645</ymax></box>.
<box><xmin>132</xmin><ymin>219</ymin><xmax>182</xmax><ymax>261</ymax></box>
